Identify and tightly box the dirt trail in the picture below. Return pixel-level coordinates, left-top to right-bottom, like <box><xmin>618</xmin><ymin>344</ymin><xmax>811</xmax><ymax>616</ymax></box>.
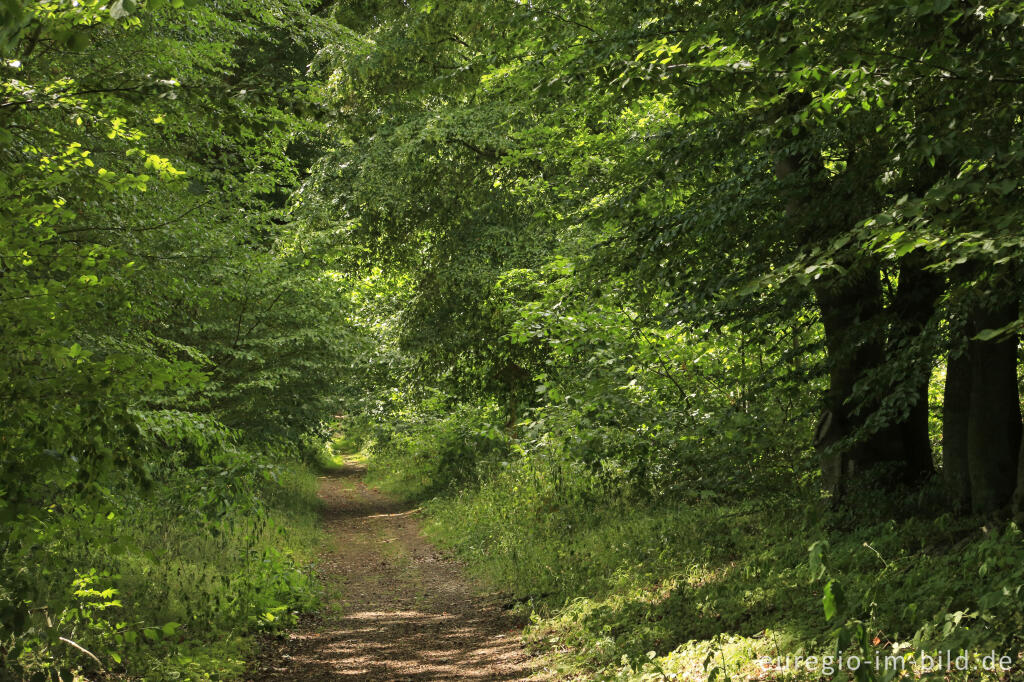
<box><xmin>250</xmin><ymin>462</ymin><xmax>543</xmax><ymax>681</ymax></box>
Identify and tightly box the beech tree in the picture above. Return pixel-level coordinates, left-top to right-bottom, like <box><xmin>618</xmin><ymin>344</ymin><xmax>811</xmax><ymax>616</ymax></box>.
<box><xmin>306</xmin><ymin>0</ymin><xmax>1024</xmax><ymax>513</ymax></box>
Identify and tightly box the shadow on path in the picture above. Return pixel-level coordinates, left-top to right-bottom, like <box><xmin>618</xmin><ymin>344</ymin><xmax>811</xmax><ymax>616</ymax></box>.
<box><xmin>250</xmin><ymin>462</ymin><xmax>542</xmax><ymax>681</ymax></box>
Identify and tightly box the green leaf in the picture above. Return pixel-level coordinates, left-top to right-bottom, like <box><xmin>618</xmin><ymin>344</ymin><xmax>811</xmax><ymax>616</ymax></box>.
<box><xmin>974</xmin><ymin>328</ymin><xmax>1002</xmax><ymax>341</ymax></box>
<box><xmin>822</xmin><ymin>579</ymin><xmax>843</xmax><ymax>622</ymax></box>
<box><xmin>808</xmin><ymin>540</ymin><xmax>828</xmax><ymax>582</ymax></box>
<box><xmin>973</xmin><ymin>319</ymin><xmax>1021</xmax><ymax>342</ymax></box>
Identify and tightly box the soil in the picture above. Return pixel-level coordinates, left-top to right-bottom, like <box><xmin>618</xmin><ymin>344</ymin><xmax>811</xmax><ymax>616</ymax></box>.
<box><xmin>249</xmin><ymin>461</ymin><xmax>545</xmax><ymax>681</ymax></box>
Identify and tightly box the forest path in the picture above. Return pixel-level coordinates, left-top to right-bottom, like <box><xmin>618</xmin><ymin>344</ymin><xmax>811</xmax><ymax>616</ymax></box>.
<box><xmin>250</xmin><ymin>460</ymin><xmax>543</xmax><ymax>681</ymax></box>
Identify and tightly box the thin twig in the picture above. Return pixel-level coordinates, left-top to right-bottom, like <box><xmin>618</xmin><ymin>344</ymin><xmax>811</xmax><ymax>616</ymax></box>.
<box><xmin>59</xmin><ymin>636</ymin><xmax>103</xmax><ymax>669</ymax></box>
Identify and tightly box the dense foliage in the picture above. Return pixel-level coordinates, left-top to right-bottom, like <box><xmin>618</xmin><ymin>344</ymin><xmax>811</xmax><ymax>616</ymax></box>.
<box><xmin>6</xmin><ymin>0</ymin><xmax>1024</xmax><ymax>679</ymax></box>
<box><xmin>1</xmin><ymin>1</ymin><xmax>347</xmax><ymax>678</ymax></box>
<box><xmin>317</xmin><ymin>0</ymin><xmax>1024</xmax><ymax>679</ymax></box>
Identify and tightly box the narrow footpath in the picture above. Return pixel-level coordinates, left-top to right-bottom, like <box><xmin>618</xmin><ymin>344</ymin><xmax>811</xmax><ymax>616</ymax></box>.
<box><xmin>251</xmin><ymin>461</ymin><xmax>543</xmax><ymax>681</ymax></box>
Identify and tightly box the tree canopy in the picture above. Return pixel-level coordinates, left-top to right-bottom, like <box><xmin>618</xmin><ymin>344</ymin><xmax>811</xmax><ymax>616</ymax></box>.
<box><xmin>5</xmin><ymin>0</ymin><xmax>1024</xmax><ymax>679</ymax></box>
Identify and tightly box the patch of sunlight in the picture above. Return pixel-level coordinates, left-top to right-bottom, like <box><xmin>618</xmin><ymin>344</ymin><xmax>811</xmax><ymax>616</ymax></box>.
<box><xmin>622</xmin><ymin>628</ymin><xmax>821</xmax><ymax>681</ymax></box>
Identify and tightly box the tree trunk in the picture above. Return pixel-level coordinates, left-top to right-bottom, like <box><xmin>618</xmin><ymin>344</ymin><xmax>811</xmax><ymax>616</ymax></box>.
<box><xmin>816</xmin><ymin>262</ymin><xmax>943</xmax><ymax>496</ymax></box>
<box><xmin>965</xmin><ymin>300</ymin><xmax>1021</xmax><ymax>514</ymax></box>
<box><xmin>814</xmin><ymin>267</ymin><xmax>901</xmax><ymax>496</ymax></box>
<box><xmin>889</xmin><ymin>261</ymin><xmax>942</xmax><ymax>482</ymax></box>
<box><xmin>773</xmin><ymin>94</ymin><xmax>938</xmax><ymax>498</ymax></box>
<box><xmin>899</xmin><ymin>383</ymin><xmax>934</xmax><ymax>479</ymax></box>
<box><xmin>942</xmin><ymin>349</ymin><xmax>972</xmax><ymax>512</ymax></box>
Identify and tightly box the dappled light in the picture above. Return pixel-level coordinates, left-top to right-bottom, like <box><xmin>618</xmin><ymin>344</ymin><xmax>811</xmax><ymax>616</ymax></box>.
<box><xmin>5</xmin><ymin>0</ymin><xmax>1024</xmax><ymax>679</ymax></box>
<box><xmin>253</xmin><ymin>464</ymin><xmax>540</xmax><ymax>680</ymax></box>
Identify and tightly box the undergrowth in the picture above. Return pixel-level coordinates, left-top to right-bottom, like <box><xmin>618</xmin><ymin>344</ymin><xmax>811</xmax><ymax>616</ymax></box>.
<box><xmin>362</xmin><ymin>403</ymin><xmax>1024</xmax><ymax>681</ymax></box>
<box><xmin>0</xmin><ymin>428</ymin><xmax>325</xmax><ymax>681</ymax></box>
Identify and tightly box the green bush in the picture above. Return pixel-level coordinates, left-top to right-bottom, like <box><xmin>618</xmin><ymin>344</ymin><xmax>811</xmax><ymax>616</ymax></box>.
<box><xmin>0</xmin><ymin>421</ymin><xmax>322</xmax><ymax>680</ymax></box>
<box><xmin>366</xmin><ymin>397</ymin><xmax>511</xmax><ymax>499</ymax></box>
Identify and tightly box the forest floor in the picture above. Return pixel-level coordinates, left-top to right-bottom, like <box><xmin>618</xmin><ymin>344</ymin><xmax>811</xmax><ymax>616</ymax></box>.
<box><xmin>249</xmin><ymin>458</ymin><xmax>545</xmax><ymax>681</ymax></box>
